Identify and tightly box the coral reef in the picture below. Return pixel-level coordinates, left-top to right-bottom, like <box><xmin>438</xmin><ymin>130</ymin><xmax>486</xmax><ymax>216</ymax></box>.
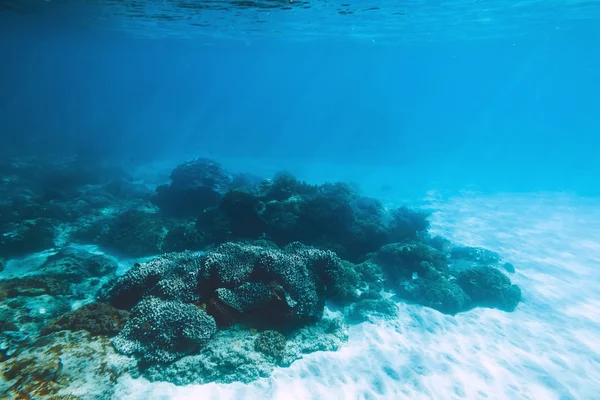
<box><xmin>153</xmin><ymin>158</ymin><xmax>233</xmax><ymax>218</ymax></box>
<box><xmin>0</xmin><ymin>155</ymin><xmax>525</xmax><ymax>390</ymax></box>
<box><xmin>374</xmin><ymin>240</ymin><xmax>521</xmax><ymax>314</ymax></box>
<box><xmin>0</xmin><ymin>219</ymin><xmax>57</xmax><ymax>258</ymax></box>
<box><xmin>0</xmin><ymin>330</ymin><xmax>137</xmax><ymax>399</ymax></box>
<box><xmin>99</xmin><ymin>251</ymin><xmax>205</xmax><ymax>309</ymax></box>
<box><xmin>0</xmin><ymin>247</ymin><xmax>120</xmax><ymax>367</ymax></box>
<box><xmin>103</xmin><ymin>241</ymin><xmax>357</xmax><ymax>332</ymax></box>
<box><xmin>397</xmin><ymin>277</ymin><xmax>471</xmax><ymax>315</ymax></box>
<box><xmin>449</xmin><ymin>245</ymin><xmax>517</xmax><ymax>274</ymax></box>
<box><xmin>188</xmin><ymin>172</ymin><xmax>432</xmax><ymax>263</ymax></box>
<box><xmin>455</xmin><ymin>266</ymin><xmax>522</xmax><ymax>312</ymax></box>
<box><xmin>347</xmin><ymin>293</ymin><xmax>399</xmax><ymax>323</ymax></box>
<box><xmin>41</xmin><ymin>302</ymin><xmax>130</xmax><ymax>337</ymax></box>
<box><xmin>376</xmin><ymin>241</ymin><xmax>449</xmax><ymax>281</ymax></box>
<box><xmin>143</xmin><ymin>317</ymin><xmax>348</xmax><ymax>385</ymax></box>
<box><xmin>112</xmin><ymin>297</ymin><xmax>217</xmax><ymax>363</ymax></box>
<box><xmin>254</xmin><ymin>330</ymin><xmax>287</xmax><ymax>361</ymax></box>
<box><xmin>38</xmin><ymin>247</ymin><xmax>118</xmax><ymax>282</ymax></box>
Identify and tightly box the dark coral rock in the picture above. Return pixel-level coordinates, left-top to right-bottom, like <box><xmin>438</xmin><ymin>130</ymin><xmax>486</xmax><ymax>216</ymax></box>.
<box><xmin>204</xmin><ymin>283</ymin><xmax>274</xmax><ymax>328</ymax></box>
<box><xmin>103</xmin><ymin>178</ymin><xmax>151</xmax><ymax>200</ymax></box>
<box><xmin>376</xmin><ymin>241</ymin><xmax>448</xmax><ymax>281</ymax></box>
<box><xmin>294</xmin><ymin>182</ymin><xmax>357</xmax><ymax>243</ymax></box>
<box><xmin>353</xmin><ymin>261</ymin><xmax>385</xmax><ymax>293</ymax></box>
<box><xmin>33</xmin><ymin>158</ymin><xmax>128</xmax><ymax>201</ymax></box>
<box><xmin>0</xmin><ymin>276</ymin><xmax>70</xmax><ymax>299</ymax></box>
<box><xmin>450</xmin><ymin>246</ymin><xmax>501</xmax><ymax>265</ymax></box>
<box><xmin>456</xmin><ymin>267</ymin><xmax>521</xmax><ymax>312</ymax></box>
<box><xmin>204</xmin><ymin>295</ymin><xmax>244</xmax><ymax>328</ymax></box>
<box><xmin>162</xmin><ymin>223</ymin><xmax>205</xmax><ymax>253</ymax></box>
<box><xmin>100</xmin><ymin>251</ymin><xmax>204</xmax><ymax>310</ymax></box>
<box><xmin>227</xmin><ymin>179</ymin><xmax>389</xmax><ymax>261</ymax></box>
<box><xmin>348</xmin><ymin>297</ymin><xmax>398</xmax><ymax>323</ymax></box>
<box><xmin>38</xmin><ymin>247</ymin><xmax>118</xmax><ymax>283</ymax></box>
<box><xmin>0</xmin><ymin>257</ymin><xmax>5</xmax><ymax>273</ymax></box>
<box><xmin>41</xmin><ymin>302</ymin><xmax>130</xmax><ymax>337</ymax></box>
<box><xmin>449</xmin><ymin>246</ymin><xmax>518</xmax><ymax>274</ymax></box>
<box><xmin>98</xmin><ymin>210</ymin><xmax>170</xmax><ymax>257</ymax></box>
<box><xmin>257</xmin><ymin>172</ymin><xmax>317</xmax><ymax>202</ymax></box>
<box><xmin>218</xmin><ymin>190</ymin><xmax>266</xmax><ymax>239</ymax></box>
<box><xmin>169</xmin><ymin>158</ymin><xmax>232</xmax><ymax>194</ymax></box>
<box><xmin>112</xmin><ymin>297</ymin><xmax>217</xmax><ymax>364</ymax></box>
<box><xmin>206</xmin><ymin>282</ymin><xmax>291</xmax><ymax>329</ymax></box>
<box><xmin>1</xmin><ymin>329</ymin><xmax>136</xmax><ymax>399</ymax></box>
<box><xmin>198</xmin><ymin>241</ymin><xmax>356</xmax><ymax>328</ymax></box>
<box><xmin>0</xmin><ymin>307</ymin><xmax>19</xmax><ymax>332</ymax></box>
<box><xmin>260</xmin><ymin>199</ymin><xmax>301</xmax><ymax>242</ymax></box>
<box><xmin>386</xmin><ymin>206</ymin><xmax>430</xmax><ymax>242</ymax></box>
<box><xmin>254</xmin><ymin>330</ymin><xmax>286</xmax><ymax>361</ymax></box>
<box><xmin>195</xmin><ymin>206</ymin><xmax>231</xmax><ymax>245</ymax></box>
<box><xmin>197</xmin><ymin>171</ymin><xmax>435</xmax><ymax>263</ymax></box>
<box><xmin>230</xmin><ymin>172</ymin><xmax>264</xmax><ymax>191</ymax></box>
<box><xmin>502</xmin><ymin>262</ymin><xmax>516</xmax><ymax>273</ymax></box>
<box><xmin>397</xmin><ymin>277</ymin><xmax>471</xmax><ymax>315</ymax></box>
<box><xmin>426</xmin><ymin>235</ymin><xmax>452</xmax><ymax>253</ymax></box>
<box><xmin>0</xmin><ymin>218</ymin><xmax>56</xmax><ymax>258</ymax></box>
<box><xmin>1</xmin><ymin>352</ymin><xmax>63</xmax><ymax>397</ymax></box>
<box><xmin>153</xmin><ymin>158</ymin><xmax>233</xmax><ymax>218</ymax></box>
<box><xmin>198</xmin><ymin>242</ymin><xmax>260</xmax><ymax>292</ymax></box>
<box><xmin>321</xmin><ymin>259</ymin><xmax>360</xmax><ymax>304</ymax></box>
<box><xmin>342</xmin><ymin>197</ymin><xmax>390</xmax><ymax>260</ymax></box>
<box><xmin>214</xmin><ymin>283</ymin><xmax>274</xmax><ymax>315</ymax></box>
<box><xmin>251</xmin><ymin>243</ymin><xmax>332</xmax><ymax>324</ymax></box>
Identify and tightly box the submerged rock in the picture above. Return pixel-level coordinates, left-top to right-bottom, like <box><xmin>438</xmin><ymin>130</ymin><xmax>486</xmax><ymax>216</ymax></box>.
<box><xmin>41</xmin><ymin>302</ymin><xmax>130</xmax><ymax>337</ymax></box>
<box><xmin>192</xmin><ymin>170</ymin><xmax>431</xmax><ymax>263</ymax></box>
<box><xmin>0</xmin><ymin>330</ymin><xmax>137</xmax><ymax>400</ymax></box>
<box><xmin>99</xmin><ymin>250</ymin><xmax>204</xmax><ymax>309</ymax></box>
<box><xmin>456</xmin><ymin>266</ymin><xmax>522</xmax><ymax>312</ymax></box>
<box><xmin>450</xmin><ymin>246</ymin><xmax>501</xmax><ymax>265</ymax></box>
<box><xmin>153</xmin><ymin>158</ymin><xmax>233</xmax><ymax>218</ymax></box>
<box><xmin>0</xmin><ymin>219</ymin><xmax>56</xmax><ymax>258</ymax></box>
<box><xmin>103</xmin><ymin>241</ymin><xmax>358</xmax><ymax>331</ymax></box>
<box><xmin>397</xmin><ymin>277</ymin><xmax>471</xmax><ymax>315</ymax></box>
<box><xmin>347</xmin><ymin>295</ymin><xmax>399</xmax><ymax>323</ymax></box>
<box><xmin>143</xmin><ymin>317</ymin><xmax>348</xmax><ymax>385</ymax></box>
<box><xmin>254</xmin><ymin>330</ymin><xmax>287</xmax><ymax>361</ymax></box>
<box><xmin>38</xmin><ymin>246</ymin><xmax>118</xmax><ymax>283</ymax></box>
<box><xmin>0</xmin><ymin>276</ymin><xmax>70</xmax><ymax>299</ymax></box>
<box><xmin>449</xmin><ymin>245</ymin><xmax>517</xmax><ymax>274</ymax></box>
<box><xmin>376</xmin><ymin>241</ymin><xmax>448</xmax><ymax>281</ymax></box>
<box><xmin>97</xmin><ymin>209</ymin><xmax>171</xmax><ymax>257</ymax></box>
<box><xmin>112</xmin><ymin>297</ymin><xmax>217</xmax><ymax>364</ymax></box>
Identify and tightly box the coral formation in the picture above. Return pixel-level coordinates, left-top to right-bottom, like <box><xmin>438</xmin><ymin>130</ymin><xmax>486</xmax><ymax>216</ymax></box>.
<box><xmin>112</xmin><ymin>297</ymin><xmax>217</xmax><ymax>363</ymax></box>
<box><xmin>0</xmin><ymin>156</ymin><xmax>525</xmax><ymax>390</ymax></box>
<box><xmin>455</xmin><ymin>266</ymin><xmax>522</xmax><ymax>312</ymax></box>
<box><xmin>153</xmin><ymin>158</ymin><xmax>233</xmax><ymax>218</ymax></box>
<box><xmin>254</xmin><ymin>330</ymin><xmax>287</xmax><ymax>361</ymax></box>
<box><xmin>99</xmin><ymin>251</ymin><xmax>204</xmax><ymax>309</ymax></box>
<box><xmin>41</xmin><ymin>302</ymin><xmax>130</xmax><ymax>337</ymax></box>
<box><xmin>0</xmin><ymin>330</ymin><xmax>137</xmax><ymax>399</ymax></box>
<box><xmin>347</xmin><ymin>295</ymin><xmax>399</xmax><ymax>323</ymax></box>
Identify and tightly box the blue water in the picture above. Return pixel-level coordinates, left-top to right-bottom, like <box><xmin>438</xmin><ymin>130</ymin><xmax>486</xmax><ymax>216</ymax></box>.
<box><xmin>1</xmin><ymin>1</ymin><xmax>600</xmax><ymax>399</ymax></box>
<box><xmin>2</xmin><ymin>3</ymin><xmax>600</xmax><ymax>193</ymax></box>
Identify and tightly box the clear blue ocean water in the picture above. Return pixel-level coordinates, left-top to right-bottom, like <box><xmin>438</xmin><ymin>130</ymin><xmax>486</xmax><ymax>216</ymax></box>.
<box><xmin>0</xmin><ymin>1</ymin><xmax>599</xmax><ymax>399</ymax></box>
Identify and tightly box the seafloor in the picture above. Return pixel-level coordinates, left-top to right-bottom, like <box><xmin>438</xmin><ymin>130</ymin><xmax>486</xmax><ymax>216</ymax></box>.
<box><xmin>0</xmin><ymin>155</ymin><xmax>598</xmax><ymax>400</ymax></box>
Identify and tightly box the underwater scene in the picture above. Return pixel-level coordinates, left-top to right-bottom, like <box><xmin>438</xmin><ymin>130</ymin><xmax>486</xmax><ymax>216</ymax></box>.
<box><xmin>1</xmin><ymin>0</ymin><xmax>600</xmax><ymax>399</ymax></box>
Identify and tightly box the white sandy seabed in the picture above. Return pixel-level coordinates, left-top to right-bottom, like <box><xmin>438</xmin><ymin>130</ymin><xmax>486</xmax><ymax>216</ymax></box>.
<box><xmin>111</xmin><ymin>189</ymin><xmax>600</xmax><ymax>400</ymax></box>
